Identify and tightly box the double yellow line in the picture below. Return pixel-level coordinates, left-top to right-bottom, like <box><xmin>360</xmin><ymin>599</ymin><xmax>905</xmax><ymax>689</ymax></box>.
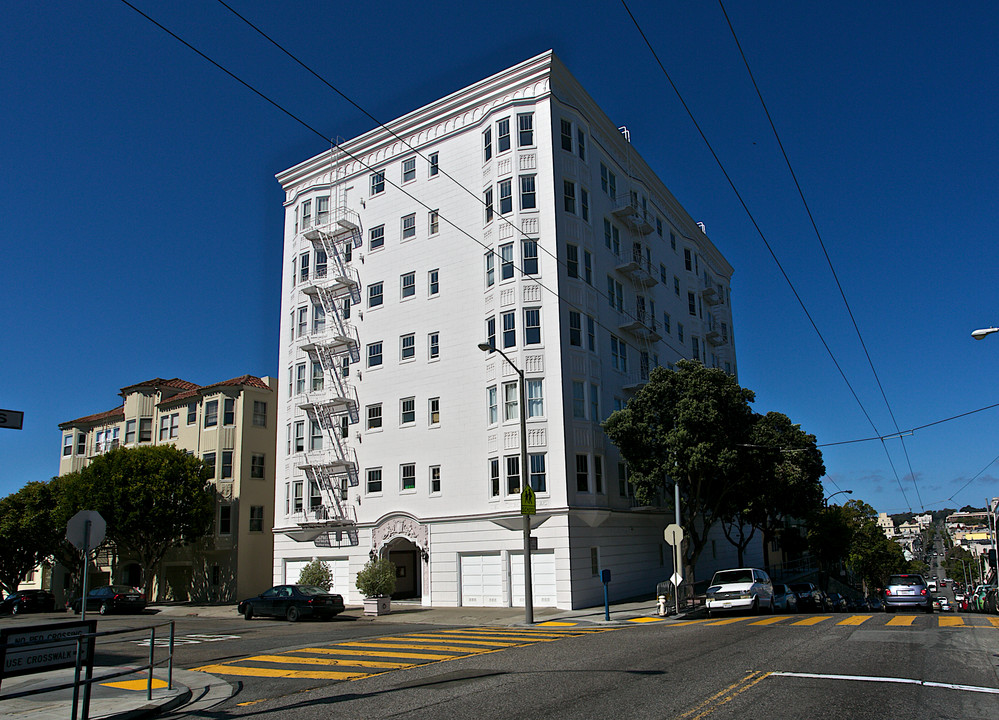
<box><xmin>679</xmin><ymin>671</ymin><xmax>772</xmax><ymax>719</ymax></box>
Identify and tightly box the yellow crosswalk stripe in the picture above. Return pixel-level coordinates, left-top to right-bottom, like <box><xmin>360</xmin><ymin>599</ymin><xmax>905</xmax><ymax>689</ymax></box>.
<box><xmin>706</xmin><ymin>617</ymin><xmax>749</xmax><ymax>626</ymax></box>
<box><xmin>257</xmin><ymin>653</ymin><xmax>410</xmax><ymax>669</ymax></box>
<box><xmin>938</xmin><ymin>616</ymin><xmax>964</xmax><ymax>627</ymax></box>
<box><xmin>336</xmin><ymin>641</ymin><xmax>485</xmax><ymax>654</ymax></box>
<box><xmin>314</xmin><ymin>646</ymin><xmax>462</xmax><ymax>660</ymax></box>
<box><xmin>628</xmin><ymin>617</ymin><xmax>665</xmax><ymax>623</ymax></box>
<box><xmin>380</xmin><ymin>634</ymin><xmax>519</xmax><ymax>647</ymax></box>
<box><xmin>192</xmin><ymin>664</ymin><xmax>368</xmax><ymax>680</ymax></box>
<box><xmin>886</xmin><ymin>615</ymin><xmax>916</xmax><ymax>626</ymax></box>
<box><xmin>988</xmin><ymin>617</ymin><xmax>999</xmax><ymax>628</ymax></box>
<box><xmin>837</xmin><ymin>615</ymin><xmax>872</xmax><ymax>626</ymax></box>
<box><xmin>750</xmin><ymin>616</ymin><xmax>786</xmax><ymax>626</ymax></box>
<box><xmin>792</xmin><ymin>615</ymin><xmax>831</xmax><ymax>626</ymax></box>
<box><xmin>537</xmin><ymin>621</ymin><xmax>577</xmax><ymax>626</ymax></box>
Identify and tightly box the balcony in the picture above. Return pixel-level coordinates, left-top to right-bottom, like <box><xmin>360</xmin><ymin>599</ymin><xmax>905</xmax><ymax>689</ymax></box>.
<box><xmin>616</xmin><ymin>247</ymin><xmax>658</xmax><ymax>287</ymax></box>
<box><xmin>611</xmin><ymin>197</ymin><xmax>655</xmax><ymax>235</ymax></box>
<box><xmin>618</xmin><ymin>311</ymin><xmax>662</xmax><ymax>343</ymax></box>
<box><xmin>302</xmin><ymin>206</ymin><xmax>362</xmax><ymax>249</ymax></box>
<box><xmin>700</xmin><ymin>282</ymin><xmax>721</xmax><ymax>306</ymax></box>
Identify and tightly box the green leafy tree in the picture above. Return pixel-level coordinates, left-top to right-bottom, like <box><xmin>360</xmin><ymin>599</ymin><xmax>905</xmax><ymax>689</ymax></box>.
<box><xmin>807</xmin><ymin>504</ymin><xmax>855</xmax><ymax>574</ymax></box>
<box><xmin>298</xmin><ymin>559</ymin><xmax>333</xmax><ymax>590</ymax></box>
<box><xmin>355</xmin><ymin>556</ymin><xmax>396</xmax><ymax>598</ymax></box>
<box><xmin>0</xmin><ymin>482</ymin><xmax>62</xmax><ymax>595</ymax></box>
<box><xmin>603</xmin><ymin>361</ymin><xmax>756</xmax><ymax>573</ymax></box>
<box><xmin>77</xmin><ymin>445</ymin><xmax>214</xmax><ymax>597</ymax></box>
<box><xmin>848</xmin><ymin>521</ymin><xmax>907</xmax><ymax>592</ymax></box>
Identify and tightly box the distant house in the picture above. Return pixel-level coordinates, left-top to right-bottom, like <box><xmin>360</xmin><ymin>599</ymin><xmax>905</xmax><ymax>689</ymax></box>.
<box><xmin>50</xmin><ymin>375</ymin><xmax>277</xmax><ymax>604</ymax></box>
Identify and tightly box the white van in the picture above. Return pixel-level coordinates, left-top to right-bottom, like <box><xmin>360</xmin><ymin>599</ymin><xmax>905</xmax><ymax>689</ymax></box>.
<box><xmin>927</xmin><ymin>579</ymin><xmax>937</xmax><ymax>592</ymax></box>
<box><xmin>705</xmin><ymin>568</ymin><xmax>774</xmax><ymax>617</ymax></box>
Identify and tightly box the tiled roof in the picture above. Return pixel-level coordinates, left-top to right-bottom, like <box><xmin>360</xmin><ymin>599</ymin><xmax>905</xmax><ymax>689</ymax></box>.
<box><xmin>119</xmin><ymin>378</ymin><xmax>200</xmax><ymax>394</ymax></box>
<box><xmin>157</xmin><ymin>375</ymin><xmax>271</xmax><ymax>407</ymax></box>
<box><xmin>59</xmin><ymin>405</ymin><xmax>125</xmax><ymax>429</ymax></box>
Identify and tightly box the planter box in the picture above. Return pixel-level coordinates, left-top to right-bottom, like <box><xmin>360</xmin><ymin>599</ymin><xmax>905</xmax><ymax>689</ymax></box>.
<box><xmin>363</xmin><ymin>597</ymin><xmax>391</xmax><ymax>616</ymax></box>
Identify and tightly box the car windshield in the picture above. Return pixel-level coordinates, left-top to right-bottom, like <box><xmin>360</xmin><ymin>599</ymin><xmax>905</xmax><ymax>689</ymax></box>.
<box><xmin>108</xmin><ymin>585</ymin><xmax>137</xmax><ymax>593</ymax></box>
<box><xmin>888</xmin><ymin>575</ymin><xmax>923</xmax><ymax>586</ymax></box>
<box><xmin>711</xmin><ymin>570</ymin><xmax>753</xmax><ymax>585</ymax></box>
<box><xmin>297</xmin><ymin>586</ymin><xmax>330</xmax><ymax>596</ymax></box>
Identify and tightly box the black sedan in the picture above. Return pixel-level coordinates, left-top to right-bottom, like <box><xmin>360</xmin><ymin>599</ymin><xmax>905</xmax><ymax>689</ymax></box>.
<box><xmin>69</xmin><ymin>585</ymin><xmax>147</xmax><ymax>615</ymax></box>
<box><xmin>0</xmin><ymin>590</ymin><xmax>57</xmax><ymax>615</ymax></box>
<box><xmin>238</xmin><ymin>585</ymin><xmax>345</xmax><ymax>622</ymax></box>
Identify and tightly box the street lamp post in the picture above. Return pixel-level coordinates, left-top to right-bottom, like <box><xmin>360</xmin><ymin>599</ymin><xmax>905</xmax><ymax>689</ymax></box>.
<box><xmin>971</xmin><ymin>327</ymin><xmax>999</xmax><ymax>340</ymax></box>
<box><xmin>824</xmin><ymin>489</ymin><xmax>853</xmax><ymax>507</ymax></box>
<box><xmin>478</xmin><ymin>342</ymin><xmax>533</xmax><ymax>624</ymax></box>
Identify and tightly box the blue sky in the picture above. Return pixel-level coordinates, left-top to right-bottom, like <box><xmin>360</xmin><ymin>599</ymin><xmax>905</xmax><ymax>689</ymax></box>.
<box><xmin>2</xmin><ymin>1</ymin><xmax>997</xmax><ymax>514</ymax></box>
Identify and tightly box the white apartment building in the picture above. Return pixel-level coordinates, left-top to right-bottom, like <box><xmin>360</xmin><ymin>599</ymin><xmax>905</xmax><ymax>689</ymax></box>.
<box><xmin>273</xmin><ymin>51</ymin><xmax>744</xmax><ymax>609</ymax></box>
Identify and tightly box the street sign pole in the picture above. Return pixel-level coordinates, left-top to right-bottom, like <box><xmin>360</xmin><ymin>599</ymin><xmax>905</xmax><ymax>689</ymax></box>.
<box><xmin>80</xmin><ymin>521</ymin><xmax>91</xmax><ymax>622</ymax></box>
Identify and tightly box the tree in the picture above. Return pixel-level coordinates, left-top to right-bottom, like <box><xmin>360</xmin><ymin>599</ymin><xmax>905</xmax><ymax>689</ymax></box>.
<box><xmin>77</xmin><ymin>445</ymin><xmax>214</xmax><ymax>597</ymax></box>
<box><xmin>848</xmin><ymin>521</ymin><xmax>907</xmax><ymax>592</ymax></box>
<box><xmin>298</xmin><ymin>559</ymin><xmax>333</xmax><ymax>590</ymax></box>
<box><xmin>0</xmin><ymin>482</ymin><xmax>62</xmax><ymax>595</ymax></box>
<box><xmin>603</xmin><ymin>361</ymin><xmax>756</xmax><ymax>573</ymax></box>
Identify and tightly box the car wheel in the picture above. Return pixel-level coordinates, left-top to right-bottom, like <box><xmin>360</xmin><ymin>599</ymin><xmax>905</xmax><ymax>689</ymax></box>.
<box><xmin>925</xmin><ymin>604</ymin><xmax>934</xmax><ymax>614</ymax></box>
<box><xmin>751</xmin><ymin>597</ymin><xmax>760</xmax><ymax>615</ymax></box>
<box><xmin>99</xmin><ymin>602</ymin><xmax>109</xmax><ymax>616</ymax></box>
<box><xmin>286</xmin><ymin>605</ymin><xmax>301</xmax><ymax>622</ymax></box>
<box><xmin>11</xmin><ymin>604</ymin><xmax>20</xmax><ymax>616</ymax></box>
<box><xmin>243</xmin><ymin>605</ymin><xmax>253</xmax><ymax>621</ymax></box>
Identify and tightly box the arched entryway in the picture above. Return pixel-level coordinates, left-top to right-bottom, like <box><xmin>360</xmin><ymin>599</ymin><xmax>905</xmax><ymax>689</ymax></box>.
<box><xmin>384</xmin><ymin>537</ymin><xmax>422</xmax><ymax>600</ymax></box>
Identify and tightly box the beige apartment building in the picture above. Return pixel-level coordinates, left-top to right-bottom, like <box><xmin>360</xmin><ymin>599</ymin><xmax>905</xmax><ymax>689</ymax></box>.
<box><xmin>54</xmin><ymin>375</ymin><xmax>277</xmax><ymax>603</ymax></box>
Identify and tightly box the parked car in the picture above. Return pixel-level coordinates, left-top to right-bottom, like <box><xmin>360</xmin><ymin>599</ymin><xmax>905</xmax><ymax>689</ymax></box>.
<box><xmin>826</xmin><ymin>592</ymin><xmax>848</xmax><ymax>612</ymax></box>
<box><xmin>772</xmin><ymin>584</ymin><xmax>798</xmax><ymax>613</ymax></box>
<box><xmin>883</xmin><ymin>574</ymin><xmax>933</xmax><ymax>614</ymax></box>
<box><xmin>0</xmin><ymin>590</ymin><xmax>57</xmax><ymax>616</ymax></box>
<box><xmin>69</xmin><ymin>585</ymin><xmax>146</xmax><ymax>615</ymax></box>
<box><xmin>788</xmin><ymin>582</ymin><xmax>824</xmax><ymax>612</ymax></box>
<box><xmin>238</xmin><ymin>584</ymin><xmax>345</xmax><ymax>622</ymax></box>
<box><xmin>936</xmin><ymin>597</ymin><xmax>952</xmax><ymax>612</ymax></box>
<box><xmin>850</xmin><ymin>596</ymin><xmax>870</xmax><ymax>612</ymax></box>
<box><xmin>705</xmin><ymin>568</ymin><xmax>774</xmax><ymax>617</ymax></box>
<box><xmin>867</xmin><ymin>595</ymin><xmax>884</xmax><ymax>612</ymax></box>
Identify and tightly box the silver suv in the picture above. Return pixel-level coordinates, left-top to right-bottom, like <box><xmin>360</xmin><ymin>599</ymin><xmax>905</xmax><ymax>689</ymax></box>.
<box><xmin>883</xmin><ymin>574</ymin><xmax>933</xmax><ymax>613</ymax></box>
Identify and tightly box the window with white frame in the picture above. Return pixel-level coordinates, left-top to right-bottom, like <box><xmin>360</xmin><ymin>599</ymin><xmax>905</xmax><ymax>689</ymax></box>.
<box><xmin>503</xmin><ymin>382</ymin><xmax>519</xmax><ymax>421</ymax></box>
<box><xmin>518</xmin><ymin>113</ymin><xmax>534</xmax><ymax>146</ymax></box>
<box><xmin>590</xmin><ymin>383</ymin><xmax>600</xmax><ymax>422</ymax></box>
<box><xmin>401</xmin><ymin>333</ymin><xmax>415</xmax><ymax>361</ymax></box>
<box><xmin>221</xmin><ymin>450</ymin><xmax>234</xmax><ymax>479</ymax></box>
<box><xmin>63</xmin><ymin>434</ymin><xmax>73</xmax><ymax>456</ymax></box>
<box><xmin>581</xmin><ymin>187</ymin><xmax>589</xmax><ymax>221</ymax></box>
<box><xmin>587</xmin><ymin>315</ymin><xmax>596</xmax><ymax>351</ymax></box>
<box><xmin>295</xmin><ymin>362</ymin><xmax>306</xmax><ymax>395</ymax></box>
<box><xmin>428</xmin><ymin>269</ymin><xmax>439</xmax><ymax>296</ymax></box>
<box><xmin>502</xmin><ymin>311</ymin><xmax>516</xmax><ymax>348</ymax></box>
<box><xmin>506</xmin><ymin>455</ymin><xmax>520</xmax><ymax>494</ymax></box>
<box><xmin>604</xmin><ymin>218</ymin><xmax>620</xmax><ymax>255</ymax></box>
<box><xmin>312</xmin><ymin>303</ymin><xmax>325</xmax><ymax>334</ymax></box>
<box><xmin>607</xmin><ymin>277</ymin><xmax>623</xmax><ymax>311</ymax></box>
<box><xmin>567</xmin><ymin>244</ymin><xmax>579</xmax><ymax>278</ymax></box>
<box><xmin>428</xmin><ymin>397</ymin><xmax>440</xmax><ymax>426</ymax></box>
<box><xmin>316</xmin><ymin>195</ymin><xmax>328</xmax><ymax>224</ymax></box>
<box><xmin>367</xmin><ymin>404</ymin><xmax>382</xmax><ymax>430</ymax></box>
<box><xmin>527</xmin><ymin>379</ymin><xmax>544</xmax><ymax>418</ymax></box>
<box><xmin>600</xmin><ymin>163</ymin><xmax>617</xmax><ymax>200</ymax></box>
<box><xmin>429</xmin><ymin>209</ymin><xmax>439</xmax><ymax>235</ymax></box>
<box><xmin>401</xmin><ymin>463</ymin><xmax>416</xmax><ymax>491</ymax></box>
<box><xmin>497</xmin><ymin>117</ymin><xmax>510</xmax><ymax>152</ymax></box>
<box><xmin>572</xmin><ymin>381</ymin><xmax>586</xmax><ymax>419</ymax></box>
<box><xmin>187</xmin><ymin>402</ymin><xmax>197</xmax><ymax>425</ymax></box>
<box><xmin>560</xmin><ymin>119</ymin><xmax>573</xmax><ymax>152</ymax></box>
<box><xmin>368</xmin><ymin>281</ymin><xmax>383</xmax><ymax>308</ymax></box>
<box><xmin>251</xmin><ymin>453</ymin><xmax>265</xmax><ymax>479</ymax></box>
<box><xmin>524</xmin><ymin>307</ymin><xmax>541</xmax><ymax>345</ymax></box>
<box><xmin>139</xmin><ymin>417</ymin><xmax>152</xmax><ymax>442</ymax></box>
<box><xmin>400</xmin><ymin>397</ymin><xmax>416</xmax><ymax>425</ymax></box>
<box><xmin>483</xmin><ymin>127</ymin><xmax>492</xmax><ymax>161</ymax></box>
<box><xmin>203</xmin><ymin>451</ymin><xmax>216</xmax><ymax>478</ymax></box>
<box><xmin>487</xmin><ymin>385</ymin><xmax>498</xmax><ymax>424</ymax></box>
<box><xmin>594</xmin><ymin>455</ymin><xmax>604</xmax><ymax>493</ymax></box>
<box><xmin>489</xmin><ymin>457</ymin><xmax>500</xmax><ymax>497</ymax></box>
<box><xmin>610</xmin><ymin>335</ymin><xmax>628</xmax><ymax>371</ymax></box>
<box><xmin>401</xmin><ymin>213</ymin><xmax>416</xmax><ymax>240</ymax></box>
<box><xmin>401</xmin><ymin>271</ymin><xmax>416</xmax><ymax>299</ymax></box>
<box><xmin>577</xmin><ymin>128</ymin><xmax>586</xmax><ymax>161</ymax></box>
<box><xmin>569</xmin><ymin>311</ymin><xmax>581</xmax><ymax>346</ymax></box>
<box><xmin>402</xmin><ymin>157</ymin><xmax>416</xmax><ymax>183</ymax></box>
<box><xmin>204</xmin><ymin>400</ymin><xmax>219</xmax><ymax>428</ymax></box>
<box><xmin>430</xmin><ymin>465</ymin><xmax>441</xmax><ymax>493</ymax></box>
<box><xmin>486</xmin><ymin>316</ymin><xmax>496</xmax><ymax>350</ymax></box>
<box><xmin>299</xmin><ymin>251</ymin><xmax>309</xmax><ymax>282</ymax></box>
<box><xmin>563</xmin><ymin>180</ymin><xmax>576</xmax><ymax>214</ymax></box>
<box><xmin>253</xmin><ymin>401</ymin><xmax>267</xmax><ymax>427</ymax></box>
<box><xmin>293</xmin><ymin>421</ymin><xmax>304</xmax><ymax>453</ymax></box>
<box><xmin>429</xmin><ymin>151</ymin><xmax>439</xmax><ymax>176</ymax></box>
<box><xmin>498</xmin><ymin>179</ymin><xmax>512</xmax><ymax>214</ymax></box>
<box><xmin>520</xmin><ymin>175</ymin><xmax>536</xmax><ymax>210</ymax></box>
<box><xmin>529</xmin><ymin>453</ymin><xmax>546</xmax><ymax>492</ymax></box>
<box><xmin>312</xmin><ymin>361</ymin><xmax>324</xmax><ymax>391</ymax></box>
<box><xmin>428</xmin><ymin>331</ymin><xmax>439</xmax><ymax>359</ymax></box>
<box><xmin>223</xmin><ymin>398</ymin><xmax>234</xmax><ymax>426</ymax></box>
<box><xmin>367</xmin><ymin>342</ymin><xmax>383</xmax><ymax>368</ymax></box>
<box><xmin>370</xmin><ymin>170</ymin><xmax>385</xmax><ymax>195</ymax></box>
<box><xmin>500</xmin><ymin>243</ymin><xmax>514</xmax><ymax>280</ymax></box>
<box><xmin>576</xmin><ymin>454</ymin><xmax>590</xmax><ymax>492</ymax></box>
<box><xmin>485</xmin><ymin>252</ymin><xmax>495</xmax><ymax>287</ymax></box>
<box><xmin>125</xmin><ymin>419</ymin><xmax>136</xmax><ymax>444</ymax></box>
<box><xmin>522</xmin><ymin>239</ymin><xmax>538</xmax><ymax>275</ymax></box>
<box><xmin>297</xmin><ymin>306</ymin><xmax>308</xmax><ymax>337</ymax></box>
<box><xmin>484</xmin><ymin>187</ymin><xmax>494</xmax><ymax>223</ymax></box>
<box><xmin>369</xmin><ymin>224</ymin><xmax>385</xmax><ymax>250</ymax></box>
<box><xmin>583</xmin><ymin>249</ymin><xmax>592</xmax><ymax>284</ymax></box>
<box><xmin>367</xmin><ymin>467</ymin><xmax>383</xmax><ymax>494</ymax></box>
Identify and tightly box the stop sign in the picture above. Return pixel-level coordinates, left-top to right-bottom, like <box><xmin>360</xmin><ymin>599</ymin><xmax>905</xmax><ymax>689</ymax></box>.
<box><xmin>66</xmin><ymin>510</ymin><xmax>106</xmax><ymax>552</ymax></box>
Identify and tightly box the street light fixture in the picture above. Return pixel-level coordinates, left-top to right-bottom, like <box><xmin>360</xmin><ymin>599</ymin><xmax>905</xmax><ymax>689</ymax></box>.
<box><xmin>824</xmin><ymin>489</ymin><xmax>853</xmax><ymax>507</ymax></box>
<box><xmin>971</xmin><ymin>327</ymin><xmax>998</xmax><ymax>340</ymax></box>
<box><xmin>477</xmin><ymin>342</ymin><xmax>533</xmax><ymax>624</ymax></box>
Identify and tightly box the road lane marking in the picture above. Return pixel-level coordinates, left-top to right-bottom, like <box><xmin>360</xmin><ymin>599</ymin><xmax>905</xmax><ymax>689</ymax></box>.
<box><xmin>537</xmin><ymin>621</ymin><xmax>576</xmax><ymax>626</ymax></box>
<box><xmin>101</xmin><ymin>679</ymin><xmax>168</xmax><ymax>690</ymax></box>
<box><xmin>886</xmin><ymin>615</ymin><xmax>916</xmax><ymax>626</ymax></box>
<box><xmin>771</xmin><ymin>671</ymin><xmax>999</xmax><ymax>695</ymax></box>
<box><xmin>679</xmin><ymin>671</ymin><xmax>771</xmax><ymax>719</ymax></box>
<box><xmin>192</xmin><ymin>664</ymin><xmax>369</xmax><ymax>680</ymax></box>
<box><xmin>988</xmin><ymin>617</ymin><xmax>999</xmax><ymax>628</ymax></box>
<box><xmin>336</xmin><ymin>641</ymin><xmax>486</xmax><ymax>653</ymax></box>
<box><xmin>628</xmin><ymin>616</ymin><xmax>665</xmax><ymax>623</ymax></box>
<box><xmin>386</xmin><ymin>634</ymin><xmax>520</xmax><ymax>647</ymax></box>
<box><xmin>705</xmin><ymin>618</ymin><xmax>749</xmax><ymax>626</ymax></box>
<box><xmin>252</xmin><ymin>654</ymin><xmax>410</xmax><ymax>669</ymax></box>
<box><xmin>791</xmin><ymin>615</ymin><xmax>831</xmax><ymax>626</ymax></box>
<box><xmin>938</xmin><ymin>616</ymin><xmax>964</xmax><ymax>627</ymax></box>
<box><xmin>318</xmin><ymin>646</ymin><xmax>463</xmax><ymax>660</ymax></box>
<box><xmin>836</xmin><ymin>615</ymin><xmax>872</xmax><ymax>626</ymax></box>
<box><xmin>749</xmin><ymin>616</ymin><xmax>786</xmax><ymax>626</ymax></box>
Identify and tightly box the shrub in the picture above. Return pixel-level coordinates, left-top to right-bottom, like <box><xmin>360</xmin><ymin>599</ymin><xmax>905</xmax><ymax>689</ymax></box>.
<box><xmin>297</xmin><ymin>559</ymin><xmax>333</xmax><ymax>590</ymax></box>
<box><xmin>355</xmin><ymin>556</ymin><xmax>396</xmax><ymax>598</ymax></box>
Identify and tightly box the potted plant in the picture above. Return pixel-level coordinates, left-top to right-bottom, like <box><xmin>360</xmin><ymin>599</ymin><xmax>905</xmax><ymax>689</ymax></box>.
<box><xmin>356</xmin><ymin>556</ymin><xmax>396</xmax><ymax>615</ymax></box>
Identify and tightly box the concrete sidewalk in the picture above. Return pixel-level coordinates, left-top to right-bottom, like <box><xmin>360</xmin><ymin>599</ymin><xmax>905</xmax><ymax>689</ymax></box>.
<box><xmin>0</xmin><ymin>597</ymin><xmax>697</xmax><ymax>719</ymax></box>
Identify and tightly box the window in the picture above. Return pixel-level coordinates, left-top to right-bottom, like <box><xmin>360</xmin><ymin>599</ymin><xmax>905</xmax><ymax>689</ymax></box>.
<box><xmin>139</xmin><ymin>418</ymin><xmax>152</xmax><ymax>442</ymax></box>
<box><xmin>657</xmin><ymin>217</ymin><xmax>663</xmax><ymax>237</ymax></box>
<box><xmin>430</xmin><ymin>465</ymin><xmax>441</xmax><ymax>493</ymax></box>
<box><xmin>483</xmin><ymin>127</ymin><xmax>492</xmax><ymax>161</ymax></box>
<box><xmin>506</xmin><ymin>455</ymin><xmax>520</xmax><ymax>494</ymax></box>
<box><xmin>520</xmin><ymin>175</ymin><xmax>536</xmax><ymax>210</ymax></box>
<box><xmin>297</xmin><ymin>306</ymin><xmax>308</xmax><ymax>337</ymax></box>
<box><xmin>312</xmin><ymin>303</ymin><xmax>325</xmax><ymax>334</ymax></box>
<box><xmin>486</xmin><ymin>316</ymin><xmax>496</xmax><ymax>350</ymax></box>
<box><xmin>428</xmin><ymin>332</ymin><xmax>439</xmax><ymax>359</ymax></box>
<box><xmin>295</xmin><ymin>362</ymin><xmax>306</xmax><ymax>395</ymax></box>
<box><xmin>600</xmin><ymin>163</ymin><xmax>617</xmax><ymax>199</ymax></box>
<box><xmin>487</xmin><ymin>386</ymin><xmax>498</xmax><ymax>424</ymax></box>
<box><xmin>401</xmin><ymin>213</ymin><xmax>416</xmax><ymax>240</ymax></box>
<box><xmin>485</xmin><ymin>252</ymin><xmax>495</xmax><ymax>287</ymax></box>
<box><xmin>293</xmin><ymin>481</ymin><xmax>303</xmax><ymax>512</ymax></box>
<box><xmin>518</xmin><ymin>112</ymin><xmax>534</xmax><ymax>146</ymax></box>
<box><xmin>530</xmin><ymin>453</ymin><xmax>546</xmax><ymax>492</ymax></box>
<box><xmin>300</xmin><ymin>251</ymin><xmax>309</xmax><ymax>282</ymax></box>
<box><xmin>159</xmin><ymin>415</ymin><xmax>170</xmax><ymax>441</ymax></box>
<box><xmin>663</xmin><ymin>312</ymin><xmax>671</xmax><ymax>335</ymax></box>
<box><xmin>429</xmin><ymin>209</ymin><xmax>439</xmax><ymax>235</ymax></box>
<box><xmin>497</xmin><ymin>117</ymin><xmax>510</xmax><ymax>152</ymax></box>
<box><xmin>367</xmin><ymin>342</ymin><xmax>383</xmax><ymax>368</ymax></box>
<box><xmin>367</xmin><ymin>404</ymin><xmax>382</xmax><ymax>430</ymax></box>
<box><xmin>569</xmin><ymin>311</ymin><xmax>582</xmax><ymax>346</ymax></box>
<box><xmin>500</xmin><ymin>243</ymin><xmax>514</xmax><ymax>280</ymax></box>
<box><xmin>401</xmin><ymin>463</ymin><xmax>416</xmax><ymax>491</ymax></box>
<box><xmin>164</xmin><ymin>413</ymin><xmax>179</xmax><ymax>440</ymax></box>
<box><xmin>577</xmin><ymin>128</ymin><xmax>586</xmax><ymax>160</ymax></box>
<box><xmin>402</xmin><ymin>157</ymin><xmax>416</xmax><ymax>182</ymax></box>
<box><xmin>576</xmin><ymin>454</ymin><xmax>589</xmax><ymax>492</ymax></box>
<box><xmin>316</xmin><ymin>249</ymin><xmax>330</xmax><ymax>279</ymax></box>
<box><xmin>692</xmin><ymin>336</ymin><xmax>700</xmax><ymax>361</ymax></box>
<box><xmin>219</xmin><ymin>505</ymin><xmax>232</xmax><ymax>535</ymax></box>
<box><xmin>563</xmin><ymin>180</ymin><xmax>576</xmax><ymax>214</ymax></box>
<box><xmin>604</xmin><ymin>218</ymin><xmax>620</xmax><ymax>255</ymax></box>
<box><xmin>503</xmin><ymin>382</ymin><xmax>519</xmax><ymax>421</ymax></box>
<box><xmin>186</xmin><ymin>402</ymin><xmax>197</xmax><ymax>425</ymax></box>
<box><xmin>671</xmin><ymin>232</ymin><xmax>677</xmax><ymax>251</ymax></box>
<box><xmin>401</xmin><ymin>397</ymin><xmax>416</xmax><ymax>425</ymax></box>
<box><xmin>618</xmin><ymin>462</ymin><xmax>630</xmax><ymax>496</ymax></box>
<box><xmin>428</xmin><ymin>269</ymin><xmax>439</xmax><ymax>296</ymax></box>
<box><xmin>370</xmin><ymin>170</ymin><xmax>385</xmax><ymax>195</ymax></box>
<box><xmin>203</xmin><ymin>452</ymin><xmax>216</xmax><ymax>478</ymax></box>
<box><xmin>674</xmin><ymin>276</ymin><xmax>681</xmax><ymax>296</ymax></box>
<box><xmin>499</xmin><ymin>179</ymin><xmax>512</xmax><ymax>215</ymax></box>
<box><xmin>489</xmin><ymin>458</ymin><xmax>501</xmax><ymax>497</ymax></box>
<box><xmin>369</xmin><ymin>224</ymin><xmax>385</xmax><ymax>250</ymax></box>
<box><xmin>253</xmin><ymin>401</ymin><xmax>267</xmax><ymax>427</ymax></box>
<box><xmin>567</xmin><ymin>244</ymin><xmax>579</xmax><ymax>278</ymax></box>
<box><xmin>429</xmin><ymin>397</ymin><xmax>440</xmax><ymax>425</ymax></box>
<box><xmin>294</xmin><ymin>421</ymin><xmax>304</xmax><ymax>453</ymax></box>
<box><xmin>610</xmin><ymin>335</ymin><xmax>628</xmax><ymax>371</ymax></box>
<box><xmin>301</xmin><ymin>200</ymin><xmax>312</xmax><ymax>229</ymax></box>
<box><xmin>125</xmin><ymin>420</ymin><xmax>136</xmax><ymax>445</ymax></box>
<box><xmin>307</xmin><ymin>420</ymin><xmax>322</xmax><ymax>451</ymax></box>
<box><xmin>221</xmin><ymin>451</ymin><xmax>233</xmax><ymax>479</ymax></box>
<box><xmin>572</xmin><ymin>381</ymin><xmax>586</xmax><ymax>419</ymax></box>
<box><xmin>223</xmin><ymin>398</ymin><xmax>235</xmax><ymax>426</ymax></box>
<box><xmin>583</xmin><ymin>250</ymin><xmax>593</xmax><ymax>284</ymax></box>
<box><xmin>678</xmin><ymin>323</ymin><xmax>685</xmax><ymax>343</ymax></box>
<box><xmin>502</xmin><ymin>311</ymin><xmax>516</xmax><ymax>348</ymax></box>
<box><xmin>367</xmin><ymin>467</ymin><xmax>383</xmax><ymax>494</ymax></box>
<box><xmin>688</xmin><ymin>291</ymin><xmax>697</xmax><ymax>316</ymax></box>
<box><xmin>581</xmin><ymin>188</ymin><xmax>589</xmax><ymax>221</ymax></box>
<box><xmin>368</xmin><ymin>281</ymin><xmax>384</xmax><ymax>308</ymax></box>
<box><xmin>204</xmin><ymin>400</ymin><xmax>218</xmax><ymax>428</ymax></box>
<box><xmin>401</xmin><ymin>333</ymin><xmax>415</xmax><ymax>360</ymax></box>
<box><xmin>594</xmin><ymin>455</ymin><xmax>604</xmax><ymax>493</ymax></box>
<box><xmin>62</xmin><ymin>434</ymin><xmax>72</xmax><ymax>457</ymax></box>
<box><xmin>590</xmin><ymin>383</ymin><xmax>600</xmax><ymax>422</ymax></box>
<box><xmin>684</xmin><ymin>248</ymin><xmax>693</xmax><ymax>271</ymax></box>
<box><xmin>527</xmin><ymin>379</ymin><xmax>544</xmax><ymax>417</ymax></box>
<box><xmin>607</xmin><ymin>277</ymin><xmax>623</xmax><ymax>311</ymax></box>
<box><xmin>524</xmin><ymin>307</ymin><xmax>541</xmax><ymax>345</ymax></box>
<box><xmin>484</xmin><ymin>187</ymin><xmax>494</xmax><ymax>223</ymax></box>
<box><xmin>251</xmin><ymin>454</ymin><xmax>265</xmax><ymax>479</ymax></box>
<box><xmin>401</xmin><ymin>271</ymin><xmax>416</xmax><ymax>298</ymax></box>
<box><xmin>560</xmin><ymin>119</ymin><xmax>573</xmax><ymax>151</ymax></box>
<box><xmin>249</xmin><ymin>505</ymin><xmax>264</xmax><ymax>532</ymax></box>
<box><xmin>429</xmin><ymin>152</ymin><xmax>439</xmax><ymax>176</ymax></box>
<box><xmin>316</xmin><ymin>196</ymin><xmax>328</xmax><ymax>224</ymax></box>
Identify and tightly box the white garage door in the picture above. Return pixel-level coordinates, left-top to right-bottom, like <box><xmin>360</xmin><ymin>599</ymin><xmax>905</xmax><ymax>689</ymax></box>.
<box><xmin>510</xmin><ymin>551</ymin><xmax>556</xmax><ymax>607</ymax></box>
<box><xmin>460</xmin><ymin>554</ymin><xmax>504</xmax><ymax>607</ymax></box>
<box><xmin>284</xmin><ymin>558</ymin><xmax>349</xmax><ymax>594</ymax></box>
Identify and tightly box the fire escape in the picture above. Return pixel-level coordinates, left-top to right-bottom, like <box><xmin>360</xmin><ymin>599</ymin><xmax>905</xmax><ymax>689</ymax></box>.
<box><xmin>289</xmin><ymin>198</ymin><xmax>363</xmax><ymax>546</ymax></box>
